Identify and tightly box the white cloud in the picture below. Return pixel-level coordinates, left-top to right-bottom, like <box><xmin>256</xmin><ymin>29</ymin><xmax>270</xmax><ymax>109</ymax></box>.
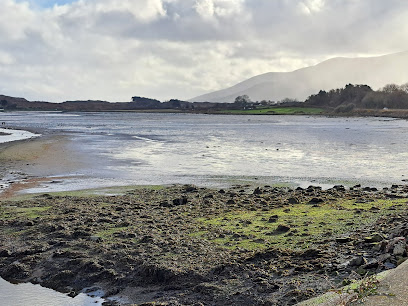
<box><xmin>0</xmin><ymin>0</ymin><xmax>407</xmax><ymax>102</ymax></box>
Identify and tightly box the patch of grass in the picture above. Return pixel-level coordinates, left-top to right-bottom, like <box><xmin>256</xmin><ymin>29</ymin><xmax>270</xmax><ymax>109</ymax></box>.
<box><xmin>96</xmin><ymin>226</ymin><xmax>130</xmax><ymax>239</ymax></box>
<box><xmin>2</xmin><ymin>185</ymin><xmax>168</xmax><ymax>202</ymax></box>
<box><xmin>0</xmin><ymin>206</ymin><xmax>51</xmax><ymax>219</ymax></box>
<box><xmin>219</xmin><ymin>107</ymin><xmax>325</xmax><ymax>115</ymax></box>
<box><xmin>193</xmin><ymin>199</ymin><xmax>406</xmax><ymax>251</ymax></box>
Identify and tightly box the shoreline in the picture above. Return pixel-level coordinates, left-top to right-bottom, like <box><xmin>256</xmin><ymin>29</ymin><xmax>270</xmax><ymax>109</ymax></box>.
<box><xmin>1</xmin><ymin>184</ymin><xmax>408</xmax><ymax>305</ymax></box>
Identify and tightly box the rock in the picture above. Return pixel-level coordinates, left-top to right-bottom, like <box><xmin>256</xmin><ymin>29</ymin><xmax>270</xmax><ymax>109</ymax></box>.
<box><xmin>336</xmin><ymin>237</ymin><xmax>352</xmax><ymax>243</ymax></box>
<box><xmin>0</xmin><ymin>249</ymin><xmax>12</xmax><ymax>257</ymax></box>
<box><xmin>172</xmin><ymin>197</ymin><xmax>188</xmax><ymax>206</ymax></box>
<box><xmin>349</xmin><ymin>256</ymin><xmax>364</xmax><ymax>266</ymax></box>
<box><xmin>288</xmin><ymin>197</ymin><xmax>299</xmax><ymax>204</ymax></box>
<box><xmin>393</xmin><ymin>241</ymin><xmax>407</xmax><ymax>256</ymax></box>
<box><xmin>89</xmin><ymin>236</ymin><xmax>103</xmax><ymax>242</ymax></box>
<box><xmin>300</xmin><ymin>249</ymin><xmax>321</xmax><ymax>258</ymax></box>
<box><xmin>377</xmin><ymin>253</ymin><xmax>391</xmax><ymax>263</ymax></box>
<box><xmin>140</xmin><ymin>235</ymin><xmax>154</xmax><ymax>243</ymax></box>
<box><xmin>333</xmin><ymin>185</ymin><xmax>346</xmax><ymax>191</ymax></box>
<box><xmin>253</xmin><ymin>187</ymin><xmax>262</xmax><ymax>195</ymax></box>
<box><xmin>3</xmin><ymin>263</ymin><xmax>30</xmax><ymax>279</ymax></box>
<box><xmin>268</xmin><ymin>215</ymin><xmax>279</xmax><ymax>223</ymax></box>
<box><xmin>308</xmin><ymin>198</ymin><xmax>324</xmax><ymax>205</ymax></box>
<box><xmin>384</xmin><ymin>262</ymin><xmax>396</xmax><ymax>269</ymax></box>
<box><xmin>275</xmin><ymin>224</ymin><xmax>291</xmax><ymax>233</ymax></box>
<box><xmin>364</xmin><ymin>233</ymin><xmax>384</xmax><ymax>243</ymax></box>
<box><xmin>363</xmin><ymin>258</ymin><xmax>379</xmax><ymax>269</ymax></box>
<box><xmin>184</xmin><ymin>185</ymin><xmax>198</xmax><ymax>192</ymax></box>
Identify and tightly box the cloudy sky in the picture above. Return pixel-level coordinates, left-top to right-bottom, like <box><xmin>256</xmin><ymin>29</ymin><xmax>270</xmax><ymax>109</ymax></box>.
<box><xmin>1</xmin><ymin>0</ymin><xmax>408</xmax><ymax>102</ymax></box>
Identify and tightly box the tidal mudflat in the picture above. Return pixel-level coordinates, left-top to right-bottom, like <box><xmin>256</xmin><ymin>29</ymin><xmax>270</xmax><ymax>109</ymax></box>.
<box><xmin>1</xmin><ymin>184</ymin><xmax>408</xmax><ymax>305</ymax></box>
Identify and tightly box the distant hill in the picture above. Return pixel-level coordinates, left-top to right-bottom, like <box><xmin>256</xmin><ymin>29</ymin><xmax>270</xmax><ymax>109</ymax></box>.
<box><xmin>190</xmin><ymin>51</ymin><xmax>408</xmax><ymax>103</ymax></box>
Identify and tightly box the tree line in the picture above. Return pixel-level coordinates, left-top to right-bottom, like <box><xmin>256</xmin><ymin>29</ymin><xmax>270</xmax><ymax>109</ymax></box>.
<box><xmin>304</xmin><ymin>83</ymin><xmax>408</xmax><ymax>112</ymax></box>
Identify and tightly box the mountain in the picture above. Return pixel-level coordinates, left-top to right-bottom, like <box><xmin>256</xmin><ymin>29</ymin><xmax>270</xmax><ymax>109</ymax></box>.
<box><xmin>190</xmin><ymin>51</ymin><xmax>408</xmax><ymax>103</ymax></box>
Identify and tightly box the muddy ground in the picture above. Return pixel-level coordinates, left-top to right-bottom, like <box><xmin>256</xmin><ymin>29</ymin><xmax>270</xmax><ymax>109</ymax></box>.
<box><xmin>1</xmin><ymin>184</ymin><xmax>408</xmax><ymax>305</ymax></box>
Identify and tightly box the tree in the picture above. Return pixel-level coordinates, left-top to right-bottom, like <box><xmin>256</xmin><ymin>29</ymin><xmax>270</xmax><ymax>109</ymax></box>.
<box><xmin>381</xmin><ymin>84</ymin><xmax>400</xmax><ymax>94</ymax></box>
<box><xmin>399</xmin><ymin>83</ymin><xmax>408</xmax><ymax>93</ymax></box>
<box><xmin>234</xmin><ymin>95</ymin><xmax>251</xmax><ymax>104</ymax></box>
<box><xmin>0</xmin><ymin>100</ymin><xmax>7</xmax><ymax>108</ymax></box>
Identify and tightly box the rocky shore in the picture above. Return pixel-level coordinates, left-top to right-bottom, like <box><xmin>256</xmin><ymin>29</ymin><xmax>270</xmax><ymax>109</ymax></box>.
<box><xmin>1</xmin><ymin>184</ymin><xmax>408</xmax><ymax>305</ymax></box>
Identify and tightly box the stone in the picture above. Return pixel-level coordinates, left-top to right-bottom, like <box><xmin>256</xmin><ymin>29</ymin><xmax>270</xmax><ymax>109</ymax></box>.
<box><xmin>275</xmin><ymin>224</ymin><xmax>291</xmax><ymax>233</ymax></box>
<box><xmin>0</xmin><ymin>249</ymin><xmax>12</xmax><ymax>257</ymax></box>
<box><xmin>172</xmin><ymin>197</ymin><xmax>188</xmax><ymax>206</ymax></box>
<box><xmin>349</xmin><ymin>256</ymin><xmax>364</xmax><ymax>266</ymax></box>
<box><xmin>333</xmin><ymin>185</ymin><xmax>346</xmax><ymax>191</ymax></box>
<box><xmin>308</xmin><ymin>198</ymin><xmax>324</xmax><ymax>205</ymax></box>
<box><xmin>336</xmin><ymin>237</ymin><xmax>352</xmax><ymax>243</ymax></box>
<box><xmin>268</xmin><ymin>215</ymin><xmax>279</xmax><ymax>223</ymax></box>
<box><xmin>384</xmin><ymin>262</ymin><xmax>396</xmax><ymax>269</ymax></box>
<box><xmin>393</xmin><ymin>241</ymin><xmax>407</xmax><ymax>256</ymax></box>
<box><xmin>288</xmin><ymin>197</ymin><xmax>299</xmax><ymax>204</ymax></box>
<box><xmin>89</xmin><ymin>236</ymin><xmax>103</xmax><ymax>242</ymax></box>
<box><xmin>364</xmin><ymin>233</ymin><xmax>384</xmax><ymax>243</ymax></box>
<box><xmin>253</xmin><ymin>187</ymin><xmax>262</xmax><ymax>195</ymax></box>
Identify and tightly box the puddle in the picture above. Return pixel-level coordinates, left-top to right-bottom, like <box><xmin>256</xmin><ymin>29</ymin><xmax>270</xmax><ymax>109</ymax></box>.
<box><xmin>0</xmin><ymin>277</ymin><xmax>105</xmax><ymax>306</ymax></box>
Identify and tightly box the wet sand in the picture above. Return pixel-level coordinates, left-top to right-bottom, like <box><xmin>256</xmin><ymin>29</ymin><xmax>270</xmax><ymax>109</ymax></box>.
<box><xmin>0</xmin><ymin>134</ymin><xmax>86</xmax><ymax>199</ymax></box>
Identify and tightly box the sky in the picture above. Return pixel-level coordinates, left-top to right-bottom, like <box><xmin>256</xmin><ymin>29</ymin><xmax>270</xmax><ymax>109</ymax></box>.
<box><xmin>1</xmin><ymin>0</ymin><xmax>408</xmax><ymax>102</ymax></box>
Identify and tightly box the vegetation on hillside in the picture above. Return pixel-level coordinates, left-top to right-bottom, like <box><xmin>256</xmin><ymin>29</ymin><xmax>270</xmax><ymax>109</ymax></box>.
<box><xmin>304</xmin><ymin>83</ymin><xmax>408</xmax><ymax>112</ymax></box>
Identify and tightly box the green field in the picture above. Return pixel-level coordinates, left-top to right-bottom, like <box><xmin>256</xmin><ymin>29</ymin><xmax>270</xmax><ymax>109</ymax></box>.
<box><xmin>220</xmin><ymin>107</ymin><xmax>325</xmax><ymax>115</ymax></box>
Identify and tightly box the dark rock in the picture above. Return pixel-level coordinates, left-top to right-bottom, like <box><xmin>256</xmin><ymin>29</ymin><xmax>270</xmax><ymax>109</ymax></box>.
<box><xmin>184</xmin><ymin>185</ymin><xmax>198</xmax><ymax>192</ymax></box>
<box><xmin>275</xmin><ymin>225</ymin><xmax>291</xmax><ymax>233</ymax></box>
<box><xmin>140</xmin><ymin>235</ymin><xmax>154</xmax><ymax>243</ymax></box>
<box><xmin>333</xmin><ymin>185</ymin><xmax>346</xmax><ymax>191</ymax></box>
<box><xmin>300</xmin><ymin>249</ymin><xmax>321</xmax><ymax>258</ymax></box>
<box><xmin>364</xmin><ymin>233</ymin><xmax>384</xmax><ymax>243</ymax></box>
<box><xmin>336</xmin><ymin>237</ymin><xmax>352</xmax><ymax>243</ymax></box>
<box><xmin>3</xmin><ymin>263</ymin><xmax>30</xmax><ymax>279</ymax></box>
<box><xmin>384</xmin><ymin>262</ymin><xmax>396</xmax><ymax>269</ymax></box>
<box><xmin>288</xmin><ymin>197</ymin><xmax>299</xmax><ymax>204</ymax></box>
<box><xmin>0</xmin><ymin>249</ymin><xmax>12</xmax><ymax>257</ymax></box>
<box><xmin>363</xmin><ymin>258</ymin><xmax>379</xmax><ymax>269</ymax></box>
<box><xmin>253</xmin><ymin>187</ymin><xmax>262</xmax><ymax>195</ymax></box>
<box><xmin>172</xmin><ymin>197</ymin><xmax>188</xmax><ymax>206</ymax></box>
<box><xmin>268</xmin><ymin>215</ymin><xmax>279</xmax><ymax>223</ymax></box>
<box><xmin>349</xmin><ymin>256</ymin><xmax>364</xmax><ymax>266</ymax></box>
<box><xmin>308</xmin><ymin>198</ymin><xmax>324</xmax><ymax>205</ymax></box>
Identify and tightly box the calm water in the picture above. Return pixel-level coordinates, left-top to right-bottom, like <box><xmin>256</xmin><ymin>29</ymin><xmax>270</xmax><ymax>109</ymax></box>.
<box><xmin>0</xmin><ymin>277</ymin><xmax>104</xmax><ymax>306</ymax></box>
<box><xmin>1</xmin><ymin>112</ymin><xmax>408</xmax><ymax>191</ymax></box>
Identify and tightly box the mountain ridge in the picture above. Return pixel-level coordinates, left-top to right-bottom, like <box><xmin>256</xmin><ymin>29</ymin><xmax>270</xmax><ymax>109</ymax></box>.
<box><xmin>190</xmin><ymin>51</ymin><xmax>408</xmax><ymax>103</ymax></box>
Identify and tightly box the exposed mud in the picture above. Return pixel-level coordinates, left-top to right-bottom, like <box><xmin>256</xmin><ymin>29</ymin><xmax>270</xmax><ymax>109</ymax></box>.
<box><xmin>1</xmin><ymin>184</ymin><xmax>408</xmax><ymax>305</ymax></box>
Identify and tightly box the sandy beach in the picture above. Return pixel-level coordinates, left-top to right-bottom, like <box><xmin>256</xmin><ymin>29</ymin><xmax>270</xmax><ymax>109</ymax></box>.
<box><xmin>0</xmin><ymin>131</ymin><xmax>86</xmax><ymax>199</ymax></box>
